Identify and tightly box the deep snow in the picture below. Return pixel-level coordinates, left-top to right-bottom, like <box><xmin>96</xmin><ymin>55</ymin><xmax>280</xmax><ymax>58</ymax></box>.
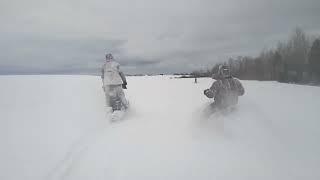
<box><xmin>0</xmin><ymin>75</ymin><xmax>320</xmax><ymax>180</ymax></box>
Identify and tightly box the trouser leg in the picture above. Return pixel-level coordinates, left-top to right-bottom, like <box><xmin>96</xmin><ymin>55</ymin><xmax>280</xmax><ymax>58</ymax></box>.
<box><xmin>104</xmin><ymin>86</ymin><xmax>110</xmax><ymax>107</ymax></box>
<box><xmin>109</xmin><ymin>86</ymin><xmax>120</xmax><ymax>111</ymax></box>
<box><xmin>104</xmin><ymin>85</ymin><xmax>128</xmax><ymax>111</ymax></box>
<box><xmin>104</xmin><ymin>85</ymin><xmax>118</xmax><ymax>111</ymax></box>
<box><xmin>116</xmin><ymin>86</ymin><xmax>129</xmax><ymax>109</ymax></box>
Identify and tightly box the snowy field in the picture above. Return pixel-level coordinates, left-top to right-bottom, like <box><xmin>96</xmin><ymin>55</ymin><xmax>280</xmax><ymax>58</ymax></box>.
<box><xmin>1</xmin><ymin>75</ymin><xmax>320</xmax><ymax>180</ymax></box>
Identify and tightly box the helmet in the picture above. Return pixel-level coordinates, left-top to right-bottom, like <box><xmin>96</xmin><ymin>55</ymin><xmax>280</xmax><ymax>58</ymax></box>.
<box><xmin>105</xmin><ymin>53</ymin><xmax>114</xmax><ymax>61</ymax></box>
<box><xmin>218</xmin><ymin>65</ymin><xmax>231</xmax><ymax>78</ymax></box>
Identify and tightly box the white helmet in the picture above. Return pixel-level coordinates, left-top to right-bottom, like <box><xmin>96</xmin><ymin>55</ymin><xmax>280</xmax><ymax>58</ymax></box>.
<box><xmin>218</xmin><ymin>65</ymin><xmax>231</xmax><ymax>78</ymax></box>
<box><xmin>105</xmin><ymin>53</ymin><xmax>114</xmax><ymax>61</ymax></box>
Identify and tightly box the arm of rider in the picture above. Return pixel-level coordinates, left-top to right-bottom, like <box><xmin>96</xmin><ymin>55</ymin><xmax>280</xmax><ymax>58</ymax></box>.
<box><xmin>101</xmin><ymin>67</ymin><xmax>105</xmax><ymax>91</ymax></box>
<box><xmin>235</xmin><ymin>79</ymin><xmax>245</xmax><ymax>96</ymax></box>
<box><xmin>118</xmin><ymin>66</ymin><xmax>127</xmax><ymax>89</ymax></box>
<box><xmin>204</xmin><ymin>81</ymin><xmax>219</xmax><ymax>98</ymax></box>
<box><xmin>101</xmin><ymin>67</ymin><xmax>104</xmax><ymax>79</ymax></box>
<box><xmin>120</xmin><ymin>72</ymin><xmax>127</xmax><ymax>89</ymax></box>
<box><xmin>119</xmin><ymin>71</ymin><xmax>127</xmax><ymax>84</ymax></box>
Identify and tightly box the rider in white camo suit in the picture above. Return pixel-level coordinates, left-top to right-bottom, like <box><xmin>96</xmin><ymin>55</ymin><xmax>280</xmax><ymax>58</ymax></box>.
<box><xmin>101</xmin><ymin>53</ymin><xmax>129</xmax><ymax>111</ymax></box>
<box><xmin>204</xmin><ymin>65</ymin><xmax>245</xmax><ymax>110</ymax></box>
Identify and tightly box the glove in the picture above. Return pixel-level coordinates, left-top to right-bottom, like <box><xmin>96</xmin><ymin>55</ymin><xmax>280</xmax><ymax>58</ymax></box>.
<box><xmin>204</xmin><ymin>89</ymin><xmax>214</xmax><ymax>98</ymax></box>
<box><xmin>122</xmin><ymin>81</ymin><xmax>127</xmax><ymax>89</ymax></box>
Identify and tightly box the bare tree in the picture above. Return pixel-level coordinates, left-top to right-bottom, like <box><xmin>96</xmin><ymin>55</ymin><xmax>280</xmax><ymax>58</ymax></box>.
<box><xmin>287</xmin><ymin>27</ymin><xmax>310</xmax><ymax>64</ymax></box>
<box><xmin>309</xmin><ymin>39</ymin><xmax>320</xmax><ymax>82</ymax></box>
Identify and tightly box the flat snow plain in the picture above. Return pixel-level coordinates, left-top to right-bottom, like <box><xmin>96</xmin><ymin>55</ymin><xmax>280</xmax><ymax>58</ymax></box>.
<box><xmin>1</xmin><ymin>75</ymin><xmax>320</xmax><ymax>180</ymax></box>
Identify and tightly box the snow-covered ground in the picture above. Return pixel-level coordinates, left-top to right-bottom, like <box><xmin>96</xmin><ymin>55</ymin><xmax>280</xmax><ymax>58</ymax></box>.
<box><xmin>1</xmin><ymin>75</ymin><xmax>320</xmax><ymax>180</ymax></box>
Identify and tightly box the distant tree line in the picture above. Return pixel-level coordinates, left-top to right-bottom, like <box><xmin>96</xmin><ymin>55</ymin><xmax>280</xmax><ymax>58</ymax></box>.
<box><xmin>191</xmin><ymin>28</ymin><xmax>320</xmax><ymax>84</ymax></box>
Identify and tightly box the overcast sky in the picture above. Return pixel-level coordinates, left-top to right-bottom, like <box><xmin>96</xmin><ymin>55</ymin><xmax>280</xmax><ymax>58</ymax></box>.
<box><xmin>1</xmin><ymin>0</ymin><xmax>320</xmax><ymax>74</ymax></box>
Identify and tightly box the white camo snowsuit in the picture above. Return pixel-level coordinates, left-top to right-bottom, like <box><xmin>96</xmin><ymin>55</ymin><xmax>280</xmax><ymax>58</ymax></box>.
<box><xmin>209</xmin><ymin>77</ymin><xmax>244</xmax><ymax>109</ymax></box>
<box><xmin>102</xmin><ymin>60</ymin><xmax>128</xmax><ymax>111</ymax></box>
<box><xmin>204</xmin><ymin>75</ymin><xmax>244</xmax><ymax>110</ymax></box>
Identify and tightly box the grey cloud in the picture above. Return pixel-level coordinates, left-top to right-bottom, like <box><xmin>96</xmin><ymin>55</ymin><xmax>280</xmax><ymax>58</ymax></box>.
<box><xmin>119</xmin><ymin>58</ymin><xmax>160</xmax><ymax>67</ymax></box>
<box><xmin>0</xmin><ymin>33</ymin><xmax>127</xmax><ymax>74</ymax></box>
<box><xmin>0</xmin><ymin>0</ymin><xmax>320</xmax><ymax>75</ymax></box>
